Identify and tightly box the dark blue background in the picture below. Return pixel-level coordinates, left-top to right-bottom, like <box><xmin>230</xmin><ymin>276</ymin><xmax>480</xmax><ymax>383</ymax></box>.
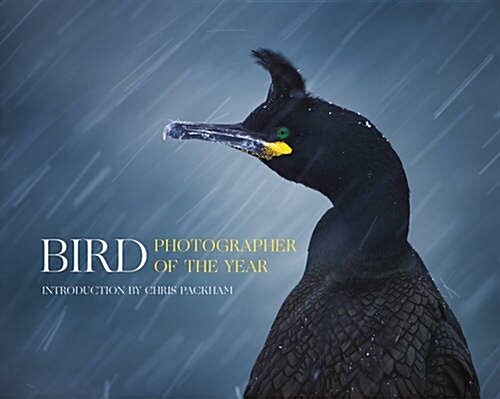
<box><xmin>1</xmin><ymin>1</ymin><xmax>498</xmax><ymax>398</ymax></box>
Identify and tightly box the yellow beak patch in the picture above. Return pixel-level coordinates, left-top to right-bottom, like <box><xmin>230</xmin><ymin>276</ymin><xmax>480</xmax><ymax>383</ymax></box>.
<box><xmin>262</xmin><ymin>141</ymin><xmax>293</xmax><ymax>160</ymax></box>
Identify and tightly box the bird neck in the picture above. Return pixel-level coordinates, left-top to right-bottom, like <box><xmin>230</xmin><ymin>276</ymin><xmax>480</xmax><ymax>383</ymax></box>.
<box><xmin>305</xmin><ymin>168</ymin><xmax>410</xmax><ymax>281</ymax></box>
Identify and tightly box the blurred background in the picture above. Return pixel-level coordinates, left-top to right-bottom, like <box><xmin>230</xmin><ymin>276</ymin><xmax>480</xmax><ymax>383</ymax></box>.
<box><xmin>1</xmin><ymin>0</ymin><xmax>498</xmax><ymax>398</ymax></box>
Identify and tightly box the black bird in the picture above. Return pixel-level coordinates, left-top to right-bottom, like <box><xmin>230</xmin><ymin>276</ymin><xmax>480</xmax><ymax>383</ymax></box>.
<box><xmin>163</xmin><ymin>49</ymin><xmax>480</xmax><ymax>398</ymax></box>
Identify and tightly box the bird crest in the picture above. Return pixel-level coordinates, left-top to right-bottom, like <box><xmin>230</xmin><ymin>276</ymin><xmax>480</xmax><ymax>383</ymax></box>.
<box><xmin>252</xmin><ymin>48</ymin><xmax>306</xmax><ymax>101</ymax></box>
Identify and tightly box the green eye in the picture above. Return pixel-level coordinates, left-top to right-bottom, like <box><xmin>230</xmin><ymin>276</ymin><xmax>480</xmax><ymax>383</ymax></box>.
<box><xmin>276</xmin><ymin>126</ymin><xmax>290</xmax><ymax>140</ymax></box>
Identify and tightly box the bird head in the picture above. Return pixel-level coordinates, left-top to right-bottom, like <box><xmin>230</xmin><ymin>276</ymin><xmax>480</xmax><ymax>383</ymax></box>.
<box><xmin>163</xmin><ymin>49</ymin><xmax>406</xmax><ymax>204</ymax></box>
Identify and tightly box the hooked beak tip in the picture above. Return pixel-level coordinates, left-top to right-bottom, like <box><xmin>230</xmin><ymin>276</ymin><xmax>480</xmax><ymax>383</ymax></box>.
<box><xmin>162</xmin><ymin>122</ymin><xmax>182</xmax><ymax>141</ymax></box>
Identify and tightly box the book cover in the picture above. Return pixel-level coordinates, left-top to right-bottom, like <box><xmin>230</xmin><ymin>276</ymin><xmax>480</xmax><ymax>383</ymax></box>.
<box><xmin>1</xmin><ymin>1</ymin><xmax>498</xmax><ymax>398</ymax></box>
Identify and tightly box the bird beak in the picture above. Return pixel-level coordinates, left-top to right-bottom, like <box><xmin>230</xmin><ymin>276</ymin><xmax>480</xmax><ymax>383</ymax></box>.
<box><xmin>163</xmin><ymin>121</ymin><xmax>292</xmax><ymax>160</ymax></box>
